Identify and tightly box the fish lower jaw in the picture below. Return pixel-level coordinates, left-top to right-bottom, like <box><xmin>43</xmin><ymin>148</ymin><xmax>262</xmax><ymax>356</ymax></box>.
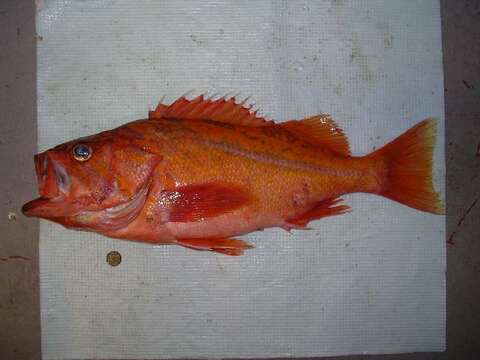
<box><xmin>21</xmin><ymin>195</ymin><xmax>66</xmax><ymax>218</ymax></box>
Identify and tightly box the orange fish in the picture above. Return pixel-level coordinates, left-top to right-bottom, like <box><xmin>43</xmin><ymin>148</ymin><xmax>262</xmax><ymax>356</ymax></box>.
<box><xmin>22</xmin><ymin>95</ymin><xmax>444</xmax><ymax>255</ymax></box>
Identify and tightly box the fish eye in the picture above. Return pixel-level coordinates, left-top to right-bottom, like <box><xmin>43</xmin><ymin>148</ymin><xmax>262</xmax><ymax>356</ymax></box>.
<box><xmin>72</xmin><ymin>144</ymin><xmax>92</xmax><ymax>162</ymax></box>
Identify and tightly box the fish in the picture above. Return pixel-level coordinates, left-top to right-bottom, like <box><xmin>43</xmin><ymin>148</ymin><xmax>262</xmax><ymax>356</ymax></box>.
<box><xmin>22</xmin><ymin>95</ymin><xmax>444</xmax><ymax>255</ymax></box>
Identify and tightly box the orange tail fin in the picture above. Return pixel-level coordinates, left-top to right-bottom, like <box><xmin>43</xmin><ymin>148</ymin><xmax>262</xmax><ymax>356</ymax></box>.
<box><xmin>369</xmin><ymin>118</ymin><xmax>444</xmax><ymax>214</ymax></box>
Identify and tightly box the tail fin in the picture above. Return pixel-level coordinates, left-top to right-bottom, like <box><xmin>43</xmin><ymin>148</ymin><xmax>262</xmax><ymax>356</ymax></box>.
<box><xmin>369</xmin><ymin>118</ymin><xmax>444</xmax><ymax>214</ymax></box>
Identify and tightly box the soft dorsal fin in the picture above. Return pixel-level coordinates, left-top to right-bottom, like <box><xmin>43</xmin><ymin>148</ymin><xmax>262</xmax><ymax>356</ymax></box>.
<box><xmin>149</xmin><ymin>95</ymin><xmax>273</xmax><ymax>127</ymax></box>
<box><xmin>280</xmin><ymin>115</ymin><xmax>350</xmax><ymax>156</ymax></box>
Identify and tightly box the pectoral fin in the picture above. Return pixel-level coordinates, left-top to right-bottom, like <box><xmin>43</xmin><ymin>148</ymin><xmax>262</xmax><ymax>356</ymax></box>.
<box><xmin>164</xmin><ymin>183</ymin><xmax>251</xmax><ymax>222</ymax></box>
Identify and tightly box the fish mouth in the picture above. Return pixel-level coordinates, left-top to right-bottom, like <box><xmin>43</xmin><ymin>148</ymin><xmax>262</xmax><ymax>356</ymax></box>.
<box><xmin>22</xmin><ymin>197</ymin><xmax>61</xmax><ymax>218</ymax></box>
<box><xmin>22</xmin><ymin>152</ymin><xmax>71</xmax><ymax>218</ymax></box>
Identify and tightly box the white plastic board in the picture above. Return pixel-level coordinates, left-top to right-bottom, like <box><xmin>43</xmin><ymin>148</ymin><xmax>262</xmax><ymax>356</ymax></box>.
<box><xmin>37</xmin><ymin>1</ymin><xmax>445</xmax><ymax>358</ymax></box>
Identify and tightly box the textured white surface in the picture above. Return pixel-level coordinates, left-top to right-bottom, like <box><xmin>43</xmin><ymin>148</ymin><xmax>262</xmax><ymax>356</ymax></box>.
<box><xmin>37</xmin><ymin>1</ymin><xmax>446</xmax><ymax>358</ymax></box>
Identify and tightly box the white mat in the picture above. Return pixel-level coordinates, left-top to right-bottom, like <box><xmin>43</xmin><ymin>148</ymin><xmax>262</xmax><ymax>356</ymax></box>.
<box><xmin>37</xmin><ymin>1</ymin><xmax>446</xmax><ymax>358</ymax></box>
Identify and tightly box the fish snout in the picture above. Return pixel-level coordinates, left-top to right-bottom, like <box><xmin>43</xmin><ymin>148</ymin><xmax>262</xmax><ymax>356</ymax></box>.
<box><xmin>34</xmin><ymin>152</ymin><xmax>71</xmax><ymax>199</ymax></box>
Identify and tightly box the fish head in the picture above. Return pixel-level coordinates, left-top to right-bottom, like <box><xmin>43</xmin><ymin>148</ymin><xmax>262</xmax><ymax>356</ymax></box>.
<box><xmin>22</xmin><ymin>127</ymin><xmax>160</xmax><ymax>231</ymax></box>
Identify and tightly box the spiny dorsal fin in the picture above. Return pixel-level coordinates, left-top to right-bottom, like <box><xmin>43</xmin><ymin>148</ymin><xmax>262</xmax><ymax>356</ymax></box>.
<box><xmin>280</xmin><ymin>115</ymin><xmax>350</xmax><ymax>156</ymax></box>
<box><xmin>148</xmin><ymin>95</ymin><xmax>273</xmax><ymax>127</ymax></box>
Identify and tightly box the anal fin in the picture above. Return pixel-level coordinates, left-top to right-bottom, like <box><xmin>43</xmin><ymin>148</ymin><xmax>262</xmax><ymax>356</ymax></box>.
<box><xmin>176</xmin><ymin>238</ymin><xmax>254</xmax><ymax>256</ymax></box>
<box><xmin>286</xmin><ymin>198</ymin><xmax>350</xmax><ymax>228</ymax></box>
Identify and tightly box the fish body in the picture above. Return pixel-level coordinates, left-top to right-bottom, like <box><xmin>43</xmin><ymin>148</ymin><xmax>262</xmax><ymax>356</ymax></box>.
<box><xmin>23</xmin><ymin>95</ymin><xmax>443</xmax><ymax>255</ymax></box>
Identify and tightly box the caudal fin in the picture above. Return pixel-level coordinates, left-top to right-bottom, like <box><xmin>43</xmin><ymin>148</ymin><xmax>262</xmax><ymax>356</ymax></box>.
<box><xmin>369</xmin><ymin>118</ymin><xmax>444</xmax><ymax>214</ymax></box>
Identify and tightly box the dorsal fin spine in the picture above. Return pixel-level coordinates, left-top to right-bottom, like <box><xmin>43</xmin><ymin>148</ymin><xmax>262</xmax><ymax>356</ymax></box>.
<box><xmin>150</xmin><ymin>94</ymin><xmax>276</xmax><ymax>127</ymax></box>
